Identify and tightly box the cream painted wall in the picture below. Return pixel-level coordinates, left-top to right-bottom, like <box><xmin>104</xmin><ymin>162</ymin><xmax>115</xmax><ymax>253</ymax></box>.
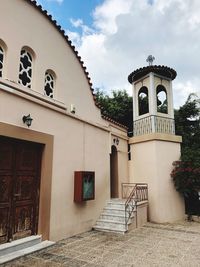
<box><xmin>0</xmin><ymin>0</ymin><xmax>103</xmax><ymax>124</ymax></box>
<box><xmin>0</xmin><ymin>0</ymin><xmax>129</xmax><ymax>241</ymax></box>
<box><xmin>0</xmin><ymin>89</ymin><xmax>112</xmax><ymax>240</ymax></box>
<box><xmin>129</xmin><ymin>136</ymin><xmax>185</xmax><ymax>223</ymax></box>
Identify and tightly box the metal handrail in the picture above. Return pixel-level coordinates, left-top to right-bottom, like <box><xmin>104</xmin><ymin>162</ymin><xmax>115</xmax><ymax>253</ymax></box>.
<box><xmin>122</xmin><ymin>183</ymin><xmax>148</xmax><ymax>230</ymax></box>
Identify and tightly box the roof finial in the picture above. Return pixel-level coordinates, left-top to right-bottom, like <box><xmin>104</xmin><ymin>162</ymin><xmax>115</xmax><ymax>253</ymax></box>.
<box><xmin>146</xmin><ymin>55</ymin><xmax>155</xmax><ymax>66</ymax></box>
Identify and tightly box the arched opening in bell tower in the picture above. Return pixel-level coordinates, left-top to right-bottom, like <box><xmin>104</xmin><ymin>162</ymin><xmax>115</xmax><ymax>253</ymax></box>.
<box><xmin>138</xmin><ymin>86</ymin><xmax>149</xmax><ymax>116</ymax></box>
<box><xmin>156</xmin><ymin>85</ymin><xmax>168</xmax><ymax>114</ymax></box>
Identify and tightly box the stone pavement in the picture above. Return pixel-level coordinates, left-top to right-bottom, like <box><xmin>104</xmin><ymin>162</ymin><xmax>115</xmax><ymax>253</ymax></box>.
<box><xmin>3</xmin><ymin>221</ymin><xmax>200</xmax><ymax>267</ymax></box>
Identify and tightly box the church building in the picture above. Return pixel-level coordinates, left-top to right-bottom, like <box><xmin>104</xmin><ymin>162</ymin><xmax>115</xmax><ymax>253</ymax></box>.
<box><xmin>0</xmin><ymin>0</ymin><xmax>185</xmax><ymax>252</ymax></box>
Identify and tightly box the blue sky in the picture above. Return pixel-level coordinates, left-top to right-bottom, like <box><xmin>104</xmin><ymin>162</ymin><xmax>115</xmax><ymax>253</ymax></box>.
<box><xmin>36</xmin><ymin>0</ymin><xmax>200</xmax><ymax>107</ymax></box>
<box><xmin>38</xmin><ymin>0</ymin><xmax>103</xmax><ymax>33</ymax></box>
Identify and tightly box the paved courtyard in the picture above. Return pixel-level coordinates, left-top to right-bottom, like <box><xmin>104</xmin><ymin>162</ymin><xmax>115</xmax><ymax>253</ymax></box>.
<box><xmin>3</xmin><ymin>221</ymin><xmax>200</xmax><ymax>267</ymax></box>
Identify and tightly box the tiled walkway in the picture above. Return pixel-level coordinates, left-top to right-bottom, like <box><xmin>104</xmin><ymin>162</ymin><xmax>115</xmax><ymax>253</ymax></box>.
<box><xmin>3</xmin><ymin>221</ymin><xmax>200</xmax><ymax>267</ymax></box>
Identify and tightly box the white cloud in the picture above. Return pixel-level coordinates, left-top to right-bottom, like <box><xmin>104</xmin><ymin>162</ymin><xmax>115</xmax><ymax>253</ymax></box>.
<box><xmin>70</xmin><ymin>18</ymin><xmax>83</xmax><ymax>28</ymax></box>
<box><xmin>69</xmin><ymin>0</ymin><xmax>200</xmax><ymax>107</ymax></box>
<box><xmin>69</xmin><ymin>19</ymin><xmax>94</xmax><ymax>36</ymax></box>
<box><xmin>93</xmin><ymin>0</ymin><xmax>133</xmax><ymax>34</ymax></box>
<box><xmin>65</xmin><ymin>30</ymin><xmax>81</xmax><ymax>46</ymax></box>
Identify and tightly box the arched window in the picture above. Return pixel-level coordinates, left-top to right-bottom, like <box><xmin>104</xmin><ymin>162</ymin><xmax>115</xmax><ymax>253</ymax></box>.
<box><xmin>18</xmin><ymin>48</ymin><xmax>33</xmax><ymax>88</ymax></box>
<box><xmin>0</xmin><ymin>46</ymin><xmax>4</xmax><ymax>78</ymax></box>
<box><xmin>44</xmin><ymin>70</ymin><xmax>55</xmax><ymax>98</ymax></box>
<box><xmin>138</xmin><ymin>86</ymin><xmax>149</xmax><ymax>116</ymax></box>
<box><xmin>157</xmin><ymin>85</ymin><xmax>168</xmax><ymax>114</ymax></box>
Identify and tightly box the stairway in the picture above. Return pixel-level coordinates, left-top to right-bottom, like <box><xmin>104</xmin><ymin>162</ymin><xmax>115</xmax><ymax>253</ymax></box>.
<box><xmin>93</xmin><ymin>199</ymin><xmax>135</xmax><ymax>233</ymax></box>
<box><xmin>0</xmin><ymin>235</ymin><xmax>55</xmax><ymax>264</ymax></box>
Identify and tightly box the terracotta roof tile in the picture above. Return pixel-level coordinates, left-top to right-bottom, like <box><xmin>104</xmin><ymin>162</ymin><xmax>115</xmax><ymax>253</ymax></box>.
<box><xmin>128</xmin><ymin>65</ymin><xmax>177</xmax><ymax>83</ymax></box>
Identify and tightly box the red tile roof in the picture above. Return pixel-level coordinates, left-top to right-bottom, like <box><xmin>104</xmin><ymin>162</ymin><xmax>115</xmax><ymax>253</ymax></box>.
<box><xmin>128</xmin><ymin>65</ymin><xmax>177</xmax><ymax>83</ymax></box>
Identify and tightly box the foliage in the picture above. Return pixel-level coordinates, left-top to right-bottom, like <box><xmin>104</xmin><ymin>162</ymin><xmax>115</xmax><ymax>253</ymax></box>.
<box><xmin>138</xmin><ymin>95</ymin><xmax>149</xmax><ymax>115</ymax></box>
<box><xmin>95</xmin><ymin>89</ymin><xmax>133</xmax><ymax>132</ymax></box>
<box><xmin>175</xmin><ymin>94</ymin><xmax>200</xmax><ymax>148</ymax></box>
<box><xmin>172</xmin><ymin>93</ymin><xmax>200</xmax><ymax>196</ymax></box>
<box><xmin>157</xmin><ymin>99</ymin><xmax>167</xmax><ymax>114</ymax></box>
<box><xmin>171</xmin><ymin>161</ymin><xmax>200</xmax><ymax>196</ymax></box>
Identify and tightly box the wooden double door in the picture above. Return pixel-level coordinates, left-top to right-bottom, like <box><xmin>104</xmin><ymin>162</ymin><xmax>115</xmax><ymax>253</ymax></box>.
<box><xmin>0</xmin><ymin>137</ymin><xmax>43</xmax><ymax>244</ymax></box>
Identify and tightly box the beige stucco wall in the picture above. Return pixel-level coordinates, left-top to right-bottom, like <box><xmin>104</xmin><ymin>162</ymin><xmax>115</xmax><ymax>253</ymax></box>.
<box><xmin>0</xmin><ymin>84</ymin><xmax>128</xmax><ymax>241</ymax></box>
<box><xmin>0</xmin><ymin>87</ymin><xmax>112</xmax><ymax>241</ymax></box>
<box><xmin>0</xmin><ymin>0</ymin><xmax>103</xmax><ymax>124</ymax></box>
<box><xmin>0</xmin><ymin>0</ymin><xmax>129</xmax><ymax>241</ymax></box>
<box><xmin>129</xmin><ymin>134</ymin><xmax>185</xmax><ymax>223</ymax></box>
<box><xmin>130</xmin><ymin>201</ymin><xmax>148</xmax><ymax>230</ymax></box>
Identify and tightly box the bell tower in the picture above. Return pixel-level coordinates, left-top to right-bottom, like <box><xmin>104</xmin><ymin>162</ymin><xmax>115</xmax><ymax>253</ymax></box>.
<box><xmin>128</xmin><ymin>56</ymin><xmax>185</xmax><ymax>223</ymax></box>
<box><xmin>129</xmin><ymin>55</ymin><xmax>176</xmax><ymax>136</ymax></box>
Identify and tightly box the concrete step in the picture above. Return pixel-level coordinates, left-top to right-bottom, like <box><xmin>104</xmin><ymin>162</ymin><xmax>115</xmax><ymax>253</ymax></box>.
<box><xmin>103</xmin><ymin>207</ymin><xmax>136</xmax><ymax>216</ymax></box>
<box><xmin>0</xmin><ymin>237</ymin><xmax>55</xmax><ymax>264</ymax></box>
<box><xmin>106</xmin><ymin>203</ymin><xmax>126</xmax><ymax>209</ymax></box>
<box><xmin>100</xmin><ymin>213</ymin><xmax>134</xmax><ymax>223</ymax></box>
<box><xmin>95</xmin><ymin>219</ymin><xmax>127</xmax><ymax>232</ymax></box>
<box><xmin>103</xmin><ymin>207</ymin><xmax>131</xmax><ymax>216</ymax></box>
<box><xmin>93</xmin><ymin>198</ymin><xmax>136</xmax><ymax>233</ymax></box>
<box><xmin>94</xmin><ymin>224</ymin><xmax>127</xmax><ymax>233</ymax></box>
<box><xmin>0</xmin><ymin>235</ymin><xmax>42</xmax><ymax>257</ymax></box>
<box><xmin>106</xmin><ymin>199</ymin><xmax>127</xmax><ymax>209</ymax></box>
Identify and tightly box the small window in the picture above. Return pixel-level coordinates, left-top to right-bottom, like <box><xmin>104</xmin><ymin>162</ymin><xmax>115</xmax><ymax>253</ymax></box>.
<box><xmin>0</xmin><ymin>46</ymin><xmax>4</xmax><ymax>78</ymax></box>
<box><xmin>128</xmin><ymin>144</ymin><xmax>131</xmax><ymax>161</ymax></box>
<box><xmin>44</xmin><ymin>70</ymin><xmax>55</xmax><ymax>98</ymax></box>
<box><xmin>157</xmin><ymin>85</ymin><xmax>168</xmax><ymax>114</ymax></box>
<box><xmin>138</xmin><ymin>86</ymin><xmax>149</xmax><ymax>116</ymax></box>
<box><xmin>18</xmin><ymin>49</ymin><xmax>33</xmax><ymax>88</ymax></box>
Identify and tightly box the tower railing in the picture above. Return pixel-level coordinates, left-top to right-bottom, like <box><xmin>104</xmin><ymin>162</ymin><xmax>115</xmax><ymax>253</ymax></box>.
<box><xmin>133</xmin><ymin>115</ymin><xmax>175</xmax><ymax>136</ymax></box>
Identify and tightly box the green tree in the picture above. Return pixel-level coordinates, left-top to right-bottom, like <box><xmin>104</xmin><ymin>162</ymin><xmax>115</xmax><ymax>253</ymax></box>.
<box><xmin>175</xmin><ymin>93</ymin><xmax>200</xmax><ymax>166</ymax></box>
<box><xmin>172</xmin><ymin>93</ymin><xmax>200</xmax><ymax>202</ymax></box>
<box><xmin>95</xmin><ymin>89</ymin><xmax>133</xmax><ymax>132</ymax></box>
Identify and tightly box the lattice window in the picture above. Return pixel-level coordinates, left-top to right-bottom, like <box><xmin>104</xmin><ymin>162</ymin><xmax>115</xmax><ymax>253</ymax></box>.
<box><xmin>0</xmin><ymin>46</ymin><xmax>4</xmax><ymax>78</ymax></box>
<box><xmin>18</xmin><ymin>49</ymin><xmax>33</xmax><ymax>88</ymax></box>
<box><xmin>44</xmin><ymin>71</ymin><xmax>54</xmax><ymax>98</ymax></box>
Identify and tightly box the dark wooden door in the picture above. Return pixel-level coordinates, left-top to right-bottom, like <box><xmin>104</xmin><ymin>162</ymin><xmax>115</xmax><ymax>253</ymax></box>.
<box><xmin>0</xmin><ymin>137</ymin><xmax>42</xmax><ymax>244</ymax></box>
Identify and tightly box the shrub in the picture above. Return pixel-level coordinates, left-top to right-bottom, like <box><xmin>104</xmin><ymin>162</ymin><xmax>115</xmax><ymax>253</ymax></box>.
<box><xmin>171</xmin><ymin>160</ymin><xmax>200</xmax><ymax>197</ymax></box>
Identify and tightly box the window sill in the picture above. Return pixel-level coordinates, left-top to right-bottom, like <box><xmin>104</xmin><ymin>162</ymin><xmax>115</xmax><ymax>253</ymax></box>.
<box><xmin>0</xmin><ymin>78</ymin><xmax>67</xmax><ymax>110</ymax></box>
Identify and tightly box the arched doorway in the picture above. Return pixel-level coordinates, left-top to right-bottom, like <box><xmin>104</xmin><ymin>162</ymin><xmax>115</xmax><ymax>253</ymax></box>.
<box><xmin>110</xmin><ymin>145</ymin><xmax>118</xmax><ymax>198</ymax></box>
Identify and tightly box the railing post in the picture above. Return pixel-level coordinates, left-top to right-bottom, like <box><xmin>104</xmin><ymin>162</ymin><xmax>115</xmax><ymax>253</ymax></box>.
<box><xmin>122</xmin><ymin>183</ymin><xmax>148</xmax><ymax>231</ymax></box>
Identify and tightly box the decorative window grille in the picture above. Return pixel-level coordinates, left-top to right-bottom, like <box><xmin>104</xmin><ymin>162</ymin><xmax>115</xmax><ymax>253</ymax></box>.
<box><xmin>44</xmin><ymin>71</ymin><xmax>54</xmax><ymax>98</ymax></box>
<box><xmin>0</xmin><ymin>46</ymin><xmax>4</xmax><ymax>78</ymax></box>
<box><xmin>18</xmin><ymin>49</ymin><xmax>33</xmax><ymax>88</ymax></box>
